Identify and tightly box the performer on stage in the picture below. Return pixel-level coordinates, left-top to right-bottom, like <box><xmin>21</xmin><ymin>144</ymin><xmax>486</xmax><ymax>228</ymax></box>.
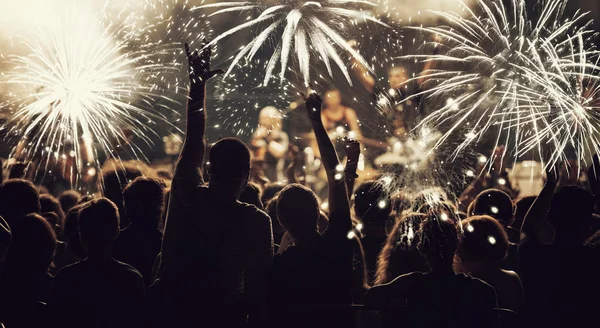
<box><xmin>322</xmin><ymin>89</ymin><xmax>362</xmax><ymax>144</ymax></box>
<box><xmin>250</xmin><ymin>106</ymin><xmax>289</xmax><ymax>182</ymax></box>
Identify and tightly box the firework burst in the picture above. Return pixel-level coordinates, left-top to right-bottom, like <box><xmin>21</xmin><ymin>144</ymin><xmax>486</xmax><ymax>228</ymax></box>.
<box><xmin>1</xmin><ymin>6</ymin><xmax>178</xmax><ymax>188</ymax></box>
<box><xmin>405</xmin><ymin>0</ymin><xmax>599</xmax><ymax>170</ymax></box>
<box><xmin>193</xmin><ymin>0</ymin><xmax>388</xmax><ymax>86</ymax></box>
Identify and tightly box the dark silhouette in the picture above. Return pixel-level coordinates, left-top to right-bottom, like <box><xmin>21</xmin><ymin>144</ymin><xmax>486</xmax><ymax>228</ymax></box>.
<box><xmin>150</xmin><ymin>42</ymin><xmax>273</xmax><ymax>328</ymax></box>
<box><xmin>0</xmin><ymin>179</ymin><xmax>41</xmax><ymax>228</ymax></box>
<box><xmin>471</xmin><ymin>188</ymin><xmax>518</xmax><ymax>270</ymax></box>
<box><xmin>269</xmin><ymin>92</ymin><xmax>354</xmax><ymax>328</ymax></box>
<box><xmin>0</xmin><ymin>213</ymin><xmax>56</xmax><ymax>328</ymax></box>
<box><xmin>50</xmin><ymin>198</ymin><xmax>144</xmax><ymax>328</ymax></box>
<box><xmin>58</xmin><ymin>190</ymin><xmax>81</xmax><ymax>215</ymax></box>
<box><xmin>519</xmin><ymin>172</ymin><xmax>600</xmax><ymax>328</ymax></box>
<box><xmin>113</xmin><ymin>177</ymin><xmax>165</xmax><ymax>286</ymax></box>
<box><xmin>366</xmin><ymin>216</ymin><xmax>498</xmax><ymax>328</ymax></box>
<box><xmin>40</xmin><ymin>193</ymin><xmax>65</xmax><ymax>233</ymax></box>
<box><xmin>0</xmin><ymin>216</ymin><xmax>10</xmax><ymax>275</ymax></box>
<box><xmin>456</xmin><ymin>215</ymin><xmax>525</xmax><ymax>313</ymax></box>
<box><xmin>353</xmin><ymin>180</ymin><xmax>392</xmax><ymax>282</ymax></box>
<box><xmin>375</xmin><ymin>213</ymin><xmax>429</xmax><ymax>284</ymax></box>
<box><xmin>240</xmin><ymin>182</ymin><xmax>264</xmax><ymax>209</ymax></box>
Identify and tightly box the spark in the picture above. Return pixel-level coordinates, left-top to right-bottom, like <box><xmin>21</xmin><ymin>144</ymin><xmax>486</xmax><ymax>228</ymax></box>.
<box><xmin>1</xmin><ymin>5</ymin><xmax>178</xmax><ymax>187</ymax></box>
<box><xmin>405</xmin><ymin>0</ymin><xmax>600</xmax><ymax>169</ymax></box>
<box><xmin>193</xmin><ymin>0</ymin><xmax>388</xmax><ymax>86</ymax></box>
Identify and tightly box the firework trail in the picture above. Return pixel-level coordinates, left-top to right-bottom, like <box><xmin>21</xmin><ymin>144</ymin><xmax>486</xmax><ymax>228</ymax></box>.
<box><xmin>192</xmin><ymin>0</ymin><xmax>389</xmax><ymax>86</ymax></box>
<box><xmin>0</xmin><ymin>5</ymin><xmax>180</xmax><ymax>188</ymax></box>
<box><xmin>405</xmin><ymin>0</ymin><xmax>599</xmax><ymax>170</ymax></box>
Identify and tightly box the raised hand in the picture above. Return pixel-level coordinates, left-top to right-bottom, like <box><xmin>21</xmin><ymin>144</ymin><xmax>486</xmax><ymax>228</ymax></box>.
<box><xmin>185</xmin><ymin>41</ymin><xmax>224</xmax><ymax>86</ymax></box>
<box><xmin>303</xmin><ymin>91</ymin><xmax>323</xmax><ymax>122</ymax></box>
<box><xmin>344</xmin><ymin>137</ymin><xmax>361</xmax><ymax>163</ymax></box>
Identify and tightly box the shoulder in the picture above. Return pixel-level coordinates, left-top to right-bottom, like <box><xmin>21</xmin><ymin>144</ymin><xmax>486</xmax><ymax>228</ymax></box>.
<box><xmin>238</xmin><ymin>202</ymin><xmax>271</xmax><ymax>224</ymax></box>
<box><xmin>55</xmin><ymin>260</ymin><xmax>85</xmax><ymax>278</ymax></box>
<box><xmin>459</xmin><ymin>273</ymin><xmax>497</xmax><ymax>301</ymax></box>
<box><xmin>113</xmin><ymin>260</ymin><xmax>144</xmax><ymax>280</ymax></box>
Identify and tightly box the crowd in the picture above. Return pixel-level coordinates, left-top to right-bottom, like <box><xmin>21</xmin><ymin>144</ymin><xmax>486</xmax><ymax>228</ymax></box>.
<box><xmin>0</xmin><ymin>42</ymin><xmax>599</xmax><ymax>328</ymax></box>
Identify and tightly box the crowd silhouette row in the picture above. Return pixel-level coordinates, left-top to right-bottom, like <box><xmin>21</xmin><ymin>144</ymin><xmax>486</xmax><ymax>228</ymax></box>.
<box><xmin>0</xmin><ymin>42</ymin><xmax>599</xmax><ymax>328</ymax></box>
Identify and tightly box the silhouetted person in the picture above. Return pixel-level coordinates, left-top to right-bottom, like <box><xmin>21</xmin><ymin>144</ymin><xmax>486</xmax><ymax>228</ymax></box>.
<box><xmin>455</xmin><ymin>215</ymin><xmax>525</xmax><ymax>313</ymax></box>
<box><xmin>375</xmin><ymin>213</ymin><xmax>429</xmax><ymax>284</ymax></box>
<box><xmin>353</xmin><ymin>180</ymin><xmax>392</xmax><ymax>282</ymax></box>
<box><xmin>100</xmin><ymin>160</ymin><xmax>148</xmax><ymax>228</ymax></box>
<box><xmin>519</xmin><ymin>176</ymin><xmax>599</xmax><ymax>328</ymax></box>
<box><xmin>0</xmin><ymin>213</ymin><xmax>56</xmax><ymax>328</ymax></box>
<box><xmin>513</xmin><ymin>195</ymin><xmax>536</xmax><ymax>240</ymax></box>
<box><xmin>58</xmin><ymin>190</ymin><xmax>81</xmax><ymax>215</ymax></box>
<box><xmin>240</xmin><ymin>182</ymin><xmax>264</xmax><ymax>209</ymax></box>
<box><xmin>113</xmin><ymin>177</ymin><xmax>165</xmax><ymax>286</ymax></box>
<box><xmin>471</xmin><ymin>188</ymin><xmax>518</xmax><ymax>270</ymax></box>
<box><xmin>269</xmin><ymin>92</ymin><xmax>354</xmax><ymax>328</ymax></box>
<box><xmin>50</xmin><ymin>198</ymin><xmax>144</xmax><ymax>328</ymax></box>
<box><xmin>40</xmin><ymin>193</ymin><xmax>65</xmax><ymax>233</ymax></box>
<box><xmin>0</xmin><ymin>216</ymin><xmax>10</xmax><ymax>275</ymax></box>
<box><xmin>366</xmin><ymin>216</ymin><xmax>498</xmax><ymax>328</ymax></box>
<box><xmin>0</xmin><ymin>179</ymin><xmax>41</xmax><ymax>228</ymax></box>
<box><xmin>152</xmin><ymin>43</ymin><xmax>272</xmax><ymax>328</ymax></box>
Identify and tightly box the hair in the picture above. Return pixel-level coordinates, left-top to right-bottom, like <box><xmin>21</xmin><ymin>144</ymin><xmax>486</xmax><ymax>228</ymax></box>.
<box><xmin>59</xmin><ymin>190</ymin><xmax>81</xmax><ymax>214</ymax></box>
<box><xmin>4</xmin><ymin>213</ymin><xmax>56</xmax><ymax>274</ymax></box>
<box><xmin>472</xmin><ymin>189</ymin><xmax>514</xmax><ymax>227</ymax></box>
<box><xmin>209</xmin><ymin>138</ymin><xmax>251</xmax><ymax>181</ymax></box>
<box><xmin>417</xmin><ymin>201</ymin><xmax>460</xmax><ymax>223</ymax></box>
<box><xmin>513</xmin><ymin>196</ymin><xmax>536</xmax><ymax>231</ymax></box>
<box><xmin>276</xmin><ymin>183</ymin><xmax>320</xmax><ymax>239</ymax></box>
<box><xmin>100</xmin><ymin>160</ymin><xmax>155</xmax><ymax>225</ymax></box>
<box><xmin>0</xmin><ymin>179</ymin><xmax>41</xmax><ymax>226</ymax></box>
<box><xmin>456</xmin><ymin>215</ymin><xmax>509</xmax><ymax>267</ymax></box>
<box><xmin>123</xmin><ymin>177</ymin><xmax>165</xmax><ymax>229</ymax></box>
<box><xmin>261</xmin><ymin>183</ymin><xmax>286</xmax><ymax>206</ymax></box>
<box><xmin>417</xmin><ymin>215</ymin><xmax>458</xmax><ymax>267</ymax></box>
<box><xmin>0</xmin><ymin>216</ymin><xmax>11</xmax><ymax>252</ymax></box>
<box><xmin>549</xmin><ymin>185</ymin><xmax>594</xmax><ymax>232</ymax></box>
<box><xmin>354</xmin><ymin>181</ymin><xmax>391</xmax><ymax>225</ymax></box>
<box><xmin>239</xmin><ymin>182</ymin><xmax>263</xmax><ymax>209</ymax></box>
<box><xmin>78</xmin><ymin>198</ymin><xmax>120</xmax><ymax>247</ymax></box>
<box><xmin>40</xmin><ymin>194</ymin><xmax>65</xmax><ymax>228</ymax></box>
<box><xmin>63</xmin><ymin>204</ymin><xmax>87</xmax><ymax>259</ymax></box>
<box><xmin>375</xmin><ymin>213</ymin><xmax>428</xmax><ymax>285</ymax></box>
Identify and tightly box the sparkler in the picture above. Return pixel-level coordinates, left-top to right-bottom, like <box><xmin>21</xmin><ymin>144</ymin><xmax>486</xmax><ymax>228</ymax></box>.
<box><xmin>405</xmin><ymin>0</ymin><xmax>600</xmax><ymax>169</ymax></box>
<box><xmin>1</xmin><ymin>6</ymin><xmax>179</xmax><ymax>188</ymax></box>
<box><xmin>192</xmin><ymin>0</ymin><xmax>388</xmax><ymax>86</ymax></box>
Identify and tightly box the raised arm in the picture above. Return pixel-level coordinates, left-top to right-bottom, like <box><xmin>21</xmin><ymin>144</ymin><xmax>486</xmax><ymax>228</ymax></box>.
<box><xmin>343</xmin><ymin>138</ymin><xmax>361</xmax><ymax>199</ymax></box>
<box><xmin>521</xmin><ymin>168</ymin><xmax>556</xmax><ymax>239</ymax></box>
<box><xmin>305</xmin><ymin>93</ymin><xmax>352</xmax><ymax>234</ymax></box>
<box><xmin>160</xmin><ymin>42</ymin><xmax>223</xmax><ymax>275</ymax></box>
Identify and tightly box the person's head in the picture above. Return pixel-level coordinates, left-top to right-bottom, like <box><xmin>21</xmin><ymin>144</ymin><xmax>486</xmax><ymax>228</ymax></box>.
<box><xmin>375</xmin><ymin>213</ymin><xmax>428</xmax><ymax>284</ymax></box>
<box><xmin>59</xmin><ymin>190</ymin><xmax>81</xmax><ymax>214</ymax></box>
<box><xmin>417</xmin><ymin>201</ymin><xmax>460</xmax><ymax>224</ymax></box>
<box><xmin>78</xmin><ymin>198</ymin><xmax>120</xmax><ymax>257</ymax></box>
<box><xmin>388</xmin><ymin>66</ymin><xmax>409</xmax><ymax>89</ymax></box>
<box><xmin>40</xmin><ymin>194</ymin><xmax>65</xmax><ymax>228</ymax></box>
<box><xmin>239</xmin><ymin>182</ymin><xmax>263</xmax><ymax>209</ymax></box>
<box><xmin>354</xmin><ymin>181</ymin><xmax>392</xmax><ymax>227</ymax></box>
<box><xmin>324</xmin><ymin>89</ymin><xmax>342</xmax><ymax>108</ymax></box>
<box><xmin>472</xmin><ymin>189</ymin><xmax>514</xmax><ymax>227</ymax></box>
<box><xmin>258</xmin><ymin>106</ymin><xmax>283</xmax><ymax>129</ymax></box>
<box><xmin>4</xmin><ymin>213</ymin><xmax>56</xmax><ymax>274</ymax></box>
<box><xmin>418</xmin><ymin>216</ymin><xmax>458</xmax><ymax>271</ymax></box>
<box><xmin>277</xmin><ymin>183</ymin><xmax>320</xmax><ymax>241</ymax></box>
<box><xmin>0</xmin><ymin>179</ymin><xmax>41</xmax><ymax>227</ymax></box>
<box><xmin>456</xmin><ymin>215</ymin><xmax>509</xmax><ymax>270</ymax></box>
<box><xmin>548</xmin><ymin>185</ymin><xmax>594</xmax><ymax>242</ymax></box>
<box><xmin>63</xmin><ymin>204</ymin><xmax>86</xmax><ymax>259</ymax></box>
<box><xmin>261</xmin><ymin>182</ymin><xmax>285</xmax><ymax>206</ymax></box>
<box><xmin>513</xmin><ymin>195</ymin><xmax>536</xmax><ymax>231</ymax></box>
<box><xmin>123</xmin><ymin>177</ymin><xmax>165</xmax><ymax>230</ymax></box>
<box><xmin>208</xmin><ymin>138</ymin><xmax>251</xmax><ymax>198</ymax></box>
